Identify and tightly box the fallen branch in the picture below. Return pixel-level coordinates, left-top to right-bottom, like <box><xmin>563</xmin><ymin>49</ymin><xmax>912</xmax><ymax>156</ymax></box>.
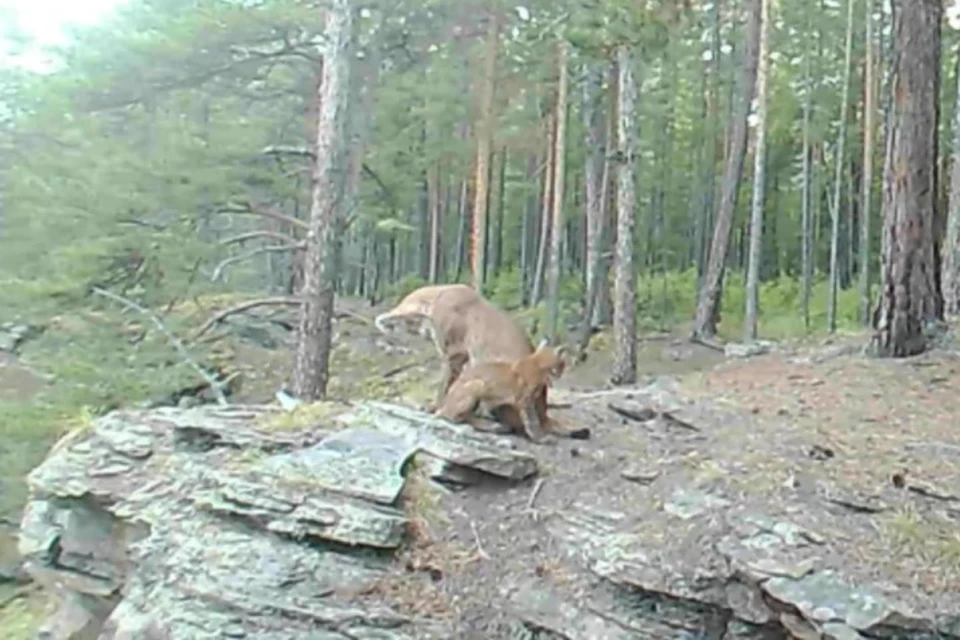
<box><xmin>192</xmin><ymin>296</ymin><xmax>302</xmax><ymax>339</ymax></box>
<box><xmin>219</xmin><ymin>230</ymin><xmax>300</xmax><ymax>246</ymax></box>
<box><xmin>526</xmin><ymin>478</ymin><xmax>545</xmax><ymax>510</ymax></box>
<box><xmin>690</xmin><ymin>335</ymin><xmax>725</xmax><ymax>352</ymax></box>
<box><xmin>211</xmin><ymin>244</ymin><xmax>303</xmax><ymax>282</ymax></box>
<box><xmin>0</xmin><ymin>583</ymin><xmax>39</xmax><ymax>612</ymax></box>
<box><xmin>608</xmin><ymin>402</ymin><xmax>657</xmax><ymax>423</ymax></box>
<box><xmin>382</xmin><ymin>359</ymin><xmax>430</xmax><ymax>379</ymax></box>
<box><xmin>470</xmin><ymin>520</ymin><xmax>489</xmax><ymax>560</ymax></box>
<box><xmin>91</xmin><ymin>286</ymin><xmax>229</xmax><ymax>406</ymax></box>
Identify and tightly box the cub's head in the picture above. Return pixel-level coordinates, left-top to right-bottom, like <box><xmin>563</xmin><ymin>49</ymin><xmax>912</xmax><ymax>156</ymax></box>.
<box><xmin>530</xmin><ymin>339</ymin><xmax>568</xmax><ymax>384</ymax></box>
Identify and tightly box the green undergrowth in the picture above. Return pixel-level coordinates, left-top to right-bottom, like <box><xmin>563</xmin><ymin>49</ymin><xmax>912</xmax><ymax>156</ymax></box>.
<box><xmin>480</xmin><ymin>267</ymin><xmax>872</xmax><ymax>342</ymax></box>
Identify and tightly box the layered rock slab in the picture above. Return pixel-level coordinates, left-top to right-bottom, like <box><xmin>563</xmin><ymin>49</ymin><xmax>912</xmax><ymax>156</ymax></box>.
<box><xmin>18</xmin><ymin>403</ymin><xmax>536</xmax><ymax>639</ymax></box>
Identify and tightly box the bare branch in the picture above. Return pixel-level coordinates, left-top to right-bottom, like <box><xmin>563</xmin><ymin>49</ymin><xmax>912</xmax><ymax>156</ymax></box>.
<box><xmin>91</xmin><ymin>287</ymin><xmax>230</xmax><ymax>406</ymax></box>
<box><xmin>262</xmin><ymin>144</ymin><xmax>316</xmax><ymax>159</ymax></box>
<box><xmin>211</xmin><ymin>244</ymin><xmax>303</xmax><ymax>282</ymax></box>
<box><xmin>217</xmin><ymin>200</ymin><xmax>308</xmax><ymax>230</ymax></box>
<box><xmin>193</xmin><ymin>296</ymin><xmax>302</xmax><ymax>339</ymax></box>
<box><xmin>219</xmin><ymin>230</ymin><xmax>300</xmax><ymax>246</ymax></box>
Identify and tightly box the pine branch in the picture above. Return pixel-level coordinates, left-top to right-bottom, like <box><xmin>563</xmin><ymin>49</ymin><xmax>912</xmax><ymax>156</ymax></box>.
<box><xmin>211</xmin><ymin>244</ymin><xmax>303</xmax><ymax>282</ymax></box>
<box><xmin>90</xmin><ymin>287</ymin><xmax>230</xmax><ymax>406</ymax></box>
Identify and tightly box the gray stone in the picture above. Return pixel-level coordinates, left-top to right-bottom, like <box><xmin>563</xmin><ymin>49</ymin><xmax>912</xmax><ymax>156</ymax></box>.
<box><xmin>18</xmin><ymin>401</ymin><xmax>538</xmax><ymax>639</ymax></box>
<box><xmin>724</xmin><ymin>341</ymin><xmax>773</xmax><ymax>358</ymax></box>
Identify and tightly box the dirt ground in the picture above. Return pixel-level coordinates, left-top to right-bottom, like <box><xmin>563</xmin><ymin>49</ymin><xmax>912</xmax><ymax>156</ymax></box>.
<box><xmin>4</xmin><ymin>298</ymin><xmax>960</xmax><ymax>635</ymax></box>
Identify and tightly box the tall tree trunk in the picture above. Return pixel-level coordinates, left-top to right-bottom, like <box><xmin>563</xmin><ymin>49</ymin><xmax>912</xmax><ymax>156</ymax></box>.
<box><xmin>873</xmin><ymin>0</ymin><xmax>942</xmax><ymax>357</ymax></box>
<box><xmin>800</xmin><ymin>32</ymin><xmax>814</xmax><ymax>331</ymax></box>
<box><xmin>292</xmin><ymin>0</ymin><xmax>353</xmax><ymax>400</ymax></box>
<box><xmin>454</xmin><ymin>175</ymin><xmax>470</xmax><ymax>282</ymax></box>
<box><xmin>428</xmin><ymin>161</ymin><xmax>442</xmax><ymax>283</ymax></box>
<box><xmin>595</xmin><ymin>59</ymin><xmax>619</xmax><ymax>326</ymax></box>
<box><xmin>471</xmin><ymin>11</ymin><xmax>499</xmax><ymax>290</ymax></box>
<box><xmin>575</xmin><ymin>60</ymin><xmax>607</xmax><ymax>358</ymax></box>
<box><xmin>611</xmin><ymin>46</ymin><xmax>638</xmax><ymax>385</ymax></box>
<box><xmin>521</xmin><ymin>152</ymin><xmax>539</xmax><ymax>304</ymax></box>
<box><xmin>859</xmin><ymin>0</ymin><xmax>876</xmax><ymax>323</ymax></box>
<box><xmin>744</xmin><ymin>0</ymin><xmax>769</xmax><ymax>341</ymax></box>
<box><xmin>532</xmin><ymin>110</ymin><xmax>556</xmax><ymax>305</ymax></box>
<box><xmin>693</xmin><ymin>0</ymin><xmax>762</xmax><ymax>340</ymax></box>
<box><xmin>693</xmin><ymin>0</ymin><xmax>722</xmax><ymax>285</ymax></box>
<box><xmin>546</xmin><ymin>40</ymin><xmax>569</xmax><ymax>342</ymax></box>
<box><xmin>492</xmin><ymin>146</ymin><xmax>507</xmax><ymax>278</ymax></box>
<box><xmin>827</xmin><ymin>0</ymin><xmax>856</xmax><ymax>332</ymax></box>
<box><xmin>942</xmin><ymin>48</ymin><xmax>960</xmax><ymax>316</ymax></box>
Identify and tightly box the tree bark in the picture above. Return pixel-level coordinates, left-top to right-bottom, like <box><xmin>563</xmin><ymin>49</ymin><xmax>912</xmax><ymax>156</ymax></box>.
<box><xmin>492</xmin><ymin>146</ymin><xmax>506</xmax><ymax>278</ymax></box>
<box><xmin>520</xmin><ymin>151</ymin><xmax>539</xmax><ymax>304</ymax></box>
<box><xmin>575</xmin><ymin>60</ymin><xmax>606</xmax><ymax>357</ymax></box>
<box><xmin>546</xmin><ymin>40</ymin><xmax>569</xmax><ymax>342</ymax></box>
<box><xmin>428</xmin><ymin>160</ymin><xmax>441</xmax><ymax>283</ymax></box>
<box><xmin>800</xmin><ymin>31</ymin><xmax>813</xmax><ymax>331</ymax></box>
<box><xmin>595</xmin><ymin>58</ymin><xmax>619</xmax><ymax>326</ymax></box>
<box><xmin>471</xmin><ymin>11</ymin><xmax>499</xmax><ymax>290</ymax></box>
<box><xmin>744</xmin><ymin>0</ymin><xmax>769</xmax><ymax>342</ymax></box>
<box><xmin>827</xmin><ymin>0</ymin><xmax>856</xmax><ymax>332</ymax></box>
<box><xmin>859</xmin><ymin>0</ymin><xmax>876</xmax><ymax>323</ymax></box>
<box><xmin>692</xmin><ymin>0</ymin><xmax>761</xmax><ymax>339</ymax></box>
<box><xmin>532</xmin><ymin>109</ymin><xmax>555</xmax><ymax>305</ymax></box>
<box><xmin>942</xmin><ymin>48</ymin><xmax>960</xmax><ymax>316</ymax></box>
<box><xmin>611</xmin><ymin>46</ymin><xmax>638</xmax><ymax>385</ymax></box>
<box><xmin>873</xmin><ymin>0</ymin><xmax>943</xmax><ymax>357</ymax></box>
<box><xmin>292</xmin><ymin>0</ymin><xmax>354</xmax><ymax>400</ymax></box>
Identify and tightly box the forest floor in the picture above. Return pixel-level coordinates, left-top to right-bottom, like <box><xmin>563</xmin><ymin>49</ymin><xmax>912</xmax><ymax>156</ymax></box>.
<box><xmin>3</xmin><ymin>296</ymin><xmax>960</xmax><ymax>635</ymax></box>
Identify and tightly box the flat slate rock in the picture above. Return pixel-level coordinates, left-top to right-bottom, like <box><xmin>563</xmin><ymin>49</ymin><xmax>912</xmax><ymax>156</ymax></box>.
<box><xmin>18</xmin><ymin>402</ymin><xmax>538</xmax><ymax>639</ymax></box>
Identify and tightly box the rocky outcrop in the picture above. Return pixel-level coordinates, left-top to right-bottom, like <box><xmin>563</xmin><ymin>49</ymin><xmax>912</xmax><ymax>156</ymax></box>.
<box><xmin>18</xmin><ymin>382</ymin><xmax>960</xmax><ymax>639</ymax></box>
<box><xmin>18</xmin><ymin>402</ymin><xmax>535</xmax><ymax>639</ymax></box>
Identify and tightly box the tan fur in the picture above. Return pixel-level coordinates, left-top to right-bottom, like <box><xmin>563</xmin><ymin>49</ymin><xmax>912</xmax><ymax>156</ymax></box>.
<box><xmin>374</xmin><ymin>284</ymin><xmax>584</xmax><ymax>437</ymax></box>
<box><xmin>434</xmin><ymin>343</ymin><xmax>567</xmax><ymax>443</ymax></box>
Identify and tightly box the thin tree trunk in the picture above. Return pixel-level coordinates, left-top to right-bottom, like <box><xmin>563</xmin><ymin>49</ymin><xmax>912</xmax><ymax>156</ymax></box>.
<box><xmin>942</xmin><ymin>47</ymin><xmax>960</xmax><ymax>316</ymax></box>
<box><xmin>800</xmin><ymin>30</ymin><xmax>814</xmax><ymax>331</ymax></box>
<box><xmin>576</xmin><ymin>60</ymin><xmax>606</xmax><ymax>357</ymax></box>
<box><xmin>454</xmin><ymin>175</ymin><xmax>469</xmax><ymax>282</ymax></box>
<box><xmin>612</xmin><ymin>46</ymin><xmax>638</xmax><ymax>385</ymax></box>
<box><xmin>292</xmin><ymin>0</ymin><xmax>353</xmax><ymax>400</ymax></box>
<box><xmin>471</xmin><ymin>11</ymin><xmax>499</xmax><ymax>290</ymax></box>
<box><xmin>744</xmin><ymin>0</ymin><xmax>769</xmax><ymax>341</ymax></box>
<box><xmin>827</xmin><ymin>0</ymin><xmax>856</xmax><ymax>332</ymax></box>
<box><xmin>693</xmin><ymin>0</ymin><xmax>722</xmax><ymax>284</ymax></box>
<box><xmin>546</xmin><ymin>40</ymin><xmax>569</xmax><ymax>341</ymax></box>
<box><xmin>492</xmin><ymin>146</ymin><xmax>507</xmax><ymax>278</ymax></box>
<box><xmin>595</xmin><ymin>59</ymin><xmax>619</xmax><ymax>326</ymax></box>
<box><xmin>532</xmin><ymin>111</ymin><xmax>556</xmax><ymax>305</ymax></box>
<box><xmin>428</xmin><ymin>161</ymin><xmax>441</xmax><ymax>283</ymax></box>
<box><xmin>873</xmin><ymin>0</ymin><xmax>942</xmax><ymax>356</ymax></box>
<box><xmin>859</xmin><ymin>1</ymin><xmax>875</xmax><ymax>323</ymax></box>
<box><xmin>693</xmin><ymin>0</ymin><xmax>762</xmax><ymax>340</ymax></box>
<box><xmin>521</xmin><ymin>152</ymin><xmax>539</xmax><ymax>304</ymax></box>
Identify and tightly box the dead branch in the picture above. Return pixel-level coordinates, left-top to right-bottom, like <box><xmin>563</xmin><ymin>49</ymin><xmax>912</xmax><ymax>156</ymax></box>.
<box><xmin>192</xmin><ymin>296</ymin><xmax>302</xmax><ymax>339</ymax></box>
<box><xmin>0</xmin><ymin>583</ymin><xmax>40</xmax><ymax>612</ymax></box>
<box><xmin>470</xmin><ymin>521</ymin><xmax>490</xmax><ymax>560</ymax></box>
<box><xmin>382</xmin><ymin>359</ymin><xmax>430</xmax><ymax>379</ymax></box>
<box><xmin>607</xmin><ymin>402</ymin><xmax>657</xmax><ymax>423</ymax></box>
<box><xmin>690</xmin><ymin>335</ymin><xmax>725</xmax><ymax>352</ymax></box>
<box><xmin>526</xmin><ymin>478</ymin><xmax>545</xmax><ymax>510</ymax></box>
<box><xmin>219</xmin><ymin>230</ymin><xmax>300</xmax><ymax>246</ymax></box>
<box><xmin>211</xmin><ymin>244</ymin><xmax>303</xmax><ymax>282</ymax></box>
<box><xmin>91</xmin><ymin>287</ymin><xmax>229</xmax><ymax>406</ymax></box>
<box><xmin>218</xmin><ymin>200</ymin><xmax>308</xmax><ymax>230</ymax></box>
<box><xmin>262</xmin><ymin>144</ymin><xmax>315</xmax><ymax>159</ymax></box>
